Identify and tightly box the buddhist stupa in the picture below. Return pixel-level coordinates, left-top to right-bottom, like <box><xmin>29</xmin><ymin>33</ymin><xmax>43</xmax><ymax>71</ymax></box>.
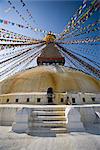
<box><xmin>0</xmin><ymin>33</ymin><xmax>99</xmax><ymax>105</ymax></box>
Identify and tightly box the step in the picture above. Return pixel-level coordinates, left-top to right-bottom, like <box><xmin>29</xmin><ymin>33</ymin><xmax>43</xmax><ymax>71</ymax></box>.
<box><xmin>32</xmin><ymin>107</ymin><xmax>65</xmax><ymax>111</ymax></box>
<box><xmin>27</xmin><ymin>127</ymin><xmax>67</xmax><ymax>135</ymax></box>
<box><xmin>32</xmin><ymin>111</ymin><xmax>65</xmax><ymax>116</ymax></box>
<box><xmin>29</xmin><ymin>116</ymin><xmax>66</xmax><ymax>121</ymax></box>
<box><xmin>29</xmin><ymin>121</ymin><xmax>66</xmax><ymax>128</ymax></box>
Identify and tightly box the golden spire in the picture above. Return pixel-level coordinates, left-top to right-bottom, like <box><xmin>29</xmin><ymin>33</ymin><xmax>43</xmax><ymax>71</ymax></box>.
<box><xmin>43</xmin><ymin>31</ymin><xmax>56</xmax><ymax>43</ymax></box>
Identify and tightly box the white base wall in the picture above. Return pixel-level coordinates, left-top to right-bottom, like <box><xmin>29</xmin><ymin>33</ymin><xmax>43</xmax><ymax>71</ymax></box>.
<box><xmin>0</xmin><ymin>104</ymin><xmax>100</xmax><ymax>132</ymax></box>
<box><xmin>65</xmin><ymin>107</ymin><xmax>85</xmax><ymax>132</ymax></box>
<box><xmin>0</xmin><ymin>107</ymin><xmax>20</xmax><ymax>126</ymax></box>
<box><xmin>12</xmin><ymin>108</ymin><xmax>31</xmax><ymax>133</ymax></box>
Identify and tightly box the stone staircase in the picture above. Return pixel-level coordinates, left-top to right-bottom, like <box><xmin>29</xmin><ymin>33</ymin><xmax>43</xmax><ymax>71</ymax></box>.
<box><xmin>27</xmin><ymin>106</ymin><xmax>67</xmax><ymax>136</ymax></box>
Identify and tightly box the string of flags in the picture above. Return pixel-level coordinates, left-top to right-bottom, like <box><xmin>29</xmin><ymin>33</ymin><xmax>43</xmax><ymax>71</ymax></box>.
<box><xmin>7</xmin><ymin>1</ymin><xmax>59</xmax><ymax>36</ymax></box>
<box><xmin>0</xmin><ymin>44</ymin><xmax>14</xmax><ymax>50</ymax></box>
<box><xmin>0</xmin><ymin>42</ymin><xmax>39</xmax><ymax>50</ymax></box>
<box><xmin>0</xmin><ymin>38</ymin><xmax>32</xmax><ymax>43</ymax></box>
<box><xmin>0</xmin><ymin>46</ymin><xmax>34</xmax><ymax>64</ymax></box>
<box><xmin>66</xmin><ymin>48</ymin><xmax>100</xmax><ymax>68</ymax></box>
<box><xmin>74</xmin><ymin>19</ymin><xmax>99</xmax><ymax>34</ymax></box>
<box><xmin>76</xmin><ymin>0</ymin><xmax>98</xmax><ymax>27</ymax></box>
<box><xmin>67</xmin><ymin>0</ymin><xmax>88</xmax><ymax>28</ymax></box>
<box><xmin>74</xmin><ymin>27</ymin><xmax>99</xmax><ymax>37</ymax></box>
<box><xmin>0</xmin><ymin>39</ymin><xmax>43</xmax><ymax>50</ymax></box>
<box><xmin>65</xmin><ymin>44</ymin><xmax>97</xmax><ymax>57</ymax></box>
<box><xmin>58</xmin><ymin>36</ymin><xmax>100</xmax><ymax>44</ymax></box>
<box><xmin>1</xmin><ymin>45</ymin><xmax>43</xmax><ymax>56</ymax></box>
<box><xmin>7</xmin><ymin>0</ymin><xmax>49</xmax><ymax>34</ymax></box>
<box><xmin>0</xmin><ymin>50</ymin><xmax>41</xmax><ymax>80</ymax></box>
<box><xmin>62</xmin><ymin>0</ymin><xmax>99</xmax><ymax>36</ymax></box>
<box><xmin>0</xmin><ymin>0</ymin><xmax>99</xmax><ymax>80</ymax></box>
<box><xmin>58</xmin><ymin>45</ymin><xmax>100</xmax><ymax>79</ymax></box>
<box><xmin>0</xmin><ymin>45</ymin><xmax>33</xmax><ymax>57</ymax></box>
<box><xmin>20</xmin><ymin>0</ymin><xmax>36</xmax><ymax>23</ymax></box>
<box><xmin>0</xmin><ymin>44</ymin><xmax>30</xmax><ymax>50</ymax></box>
<box><xmin>58</xmin><ymin>20</ymin><xmax>100</xmax><ymax>40</ymax></box>
<box><xmin>77</xmin><ymin>0</ymin><xmax>99</xmax><ymax>24</ymax></box>
<box><xmin>0</xmin><ymin>18</ymin><xmax>29</xmax><ymax>29</ymax></box>
<box><xmin>0</xmin><ymin>18</ymin><xmax>48</xmax><ymax>34</ymax></box>
<box><xmin>0</xmin><ymin>44</ymin><xmax>43</xmax><ymax>66</ymax></box>
<box><xmin>20</xmin><ymin>0</ymin><xmax>25</xmax><ymax>7</ymax></box>
<box><xmin>0</xmin><ymin>30</ymin><xmax>34</xmax><ymax>42</ymax></box>
<box><xmin>0</xmin><ymin>44</ymin><xmax>43</xmax><ymax>68</ymax></box>
<box><xmin>0</xmin><ymin>28</ymin><xmax>34</xmax><ymax>40</ymax></box>
<box><xmin>5</xmin><ymin>7</ymin><xmax>12</xmax><ymax>13</ymax></box>
<box><xmin>0</xmin><ymin>51</ymin><xmax>35</xmax><ymax>74</ymax></box>
<box><xmin>8</xmin><ymin>0</ymin><xmax>32</xmax><ymax>28</ymax></box>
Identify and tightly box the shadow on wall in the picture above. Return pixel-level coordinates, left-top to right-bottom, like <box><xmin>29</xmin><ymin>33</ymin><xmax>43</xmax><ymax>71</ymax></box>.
<box><xmin>85</xmin><ymin>124</ymin><xmax>100</xmax><ymax>135</ymax></box>
<box><xmin>79</xmin><ymin>107</ymin><xmax>100</xmax><ymax>135</ymax></box>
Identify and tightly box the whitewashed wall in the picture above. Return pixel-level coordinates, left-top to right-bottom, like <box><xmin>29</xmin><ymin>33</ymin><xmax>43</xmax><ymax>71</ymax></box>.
<box><xmin>0</xmin><ymin>107</ymin><xmax>20</xmax><ymax>126</ymax></box>
<box><xmin>0</xmin><ymin>105</ymin><xmax>100</xmax><ymax>127</ymax></box>
<box><xmin>67</xmin><ymin>93</ymin><xmax>100</xmax><ymax>104</ymax></box>
<box><xmin>0</xmin><ymin>92</ymin><xmax>100</xmax><ymax>105</ymax></box>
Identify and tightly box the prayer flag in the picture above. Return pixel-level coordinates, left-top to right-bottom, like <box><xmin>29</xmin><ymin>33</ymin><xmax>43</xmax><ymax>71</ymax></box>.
<box><xmin>0</xmin><ymin>19</ymin><xmax>3</xmax><ymax>23</ymax></box>
<box><xmin>4</xmin><ymin>20</ymin><xmax>8</xmax><ymax>24</ymax></box>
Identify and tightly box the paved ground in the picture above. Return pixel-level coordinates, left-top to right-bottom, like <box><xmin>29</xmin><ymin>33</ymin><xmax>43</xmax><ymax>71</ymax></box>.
<box><xmin>0</xmin><ymin>126</ymin><xmax>100</xmax><ymax>150</ymax></box>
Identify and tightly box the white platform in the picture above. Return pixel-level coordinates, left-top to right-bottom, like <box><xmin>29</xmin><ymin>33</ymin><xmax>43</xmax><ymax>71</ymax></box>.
<box><xmin>0</xmin><ymin>104</ymin><xmax>100</xmax><ymax>133</ymax></box>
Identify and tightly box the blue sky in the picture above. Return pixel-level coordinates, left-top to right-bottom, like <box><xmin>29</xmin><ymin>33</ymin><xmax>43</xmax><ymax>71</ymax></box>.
<box><xmin>0</xmin><ymin>0</ymin><xmax>83</xmax><ymax>39</ymax></box>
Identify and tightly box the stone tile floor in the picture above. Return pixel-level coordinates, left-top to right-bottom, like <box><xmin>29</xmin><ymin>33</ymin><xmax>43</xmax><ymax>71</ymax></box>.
<box><xmin>0</xmin><ymin>126</ymin><xmax>100</xmax><ymax>150</ymax></box>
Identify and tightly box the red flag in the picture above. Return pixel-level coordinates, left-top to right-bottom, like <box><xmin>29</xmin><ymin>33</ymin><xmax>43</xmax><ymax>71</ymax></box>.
<box><xmin>4</xmin><ymin>20</ymin><xmax>9</xmax><ymax>24</ymax></box>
